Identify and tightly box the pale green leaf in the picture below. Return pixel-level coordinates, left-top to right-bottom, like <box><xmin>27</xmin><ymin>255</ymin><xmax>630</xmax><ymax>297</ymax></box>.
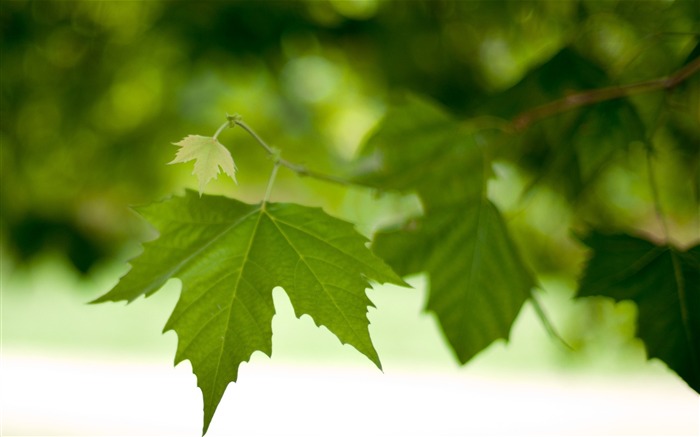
<box><xmin>93</xmin><ymin>191</ymin><xmax>405</xmax><ymax>435</ymax></box>
<box><xmin>170</xmin><ymin>135</ymin><xmax>237</xmax><ymax>193</ymax></box>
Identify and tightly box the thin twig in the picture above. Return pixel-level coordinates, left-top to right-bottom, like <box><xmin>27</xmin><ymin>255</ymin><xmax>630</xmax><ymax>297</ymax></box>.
<box><xmin>275</xmin><ymin>158</ymin><xmax>353</xmax><ymax>186</ymax></box>
<box><xmin>212</xmin><ymin>120</ymin><xmax>229</xmax><ymax>141</ymax></box>
<box><xmin>530</xmin><ymin>290</ymin><xmax>573</xmax><ymax>350</ymax></box>
<box><xmin>234</xmin><ymin>119</ymin><xmax>353</xmax><ymax>187</ymax></box>
<box><xmin>510</xmin><ymin>55</ymin><xmax>700</xmax><ymax>131</ymax></box>
<box><xmin>263</xmin><ymin>162</ymin><xmax>280</xmax><ymax>204</ymax></box>
<box><xmin>233</xmin><ymin>119</ymin><xmax>277</xmax><ymax>156</ymax></box>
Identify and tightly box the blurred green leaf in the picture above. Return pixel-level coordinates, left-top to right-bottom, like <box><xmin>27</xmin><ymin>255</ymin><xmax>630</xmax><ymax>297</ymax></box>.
<box><xmin>488</xmin><ymin>48</ymin><xmax>610</xmax><ymax>119</ymax></box>
<box><xmin>578</xmin><ymin>232</ymin><xmax>700</xmax><ymax>393</ymax></box>
<box><xmin>356</xmin><ymin>95</ymin><xmax>484</xmax><ymax>206</ymax></box>
<box><xmin>374</xmin><ymin>201</ymin><xmax>534</xmax><ymax>363</ymax></box>
<box><xmin>358</xmin><ymin>96</ymin><xmax>534</xmax><ymax>363</ymax></box>
<box><xmin>93</xmin><ymin>190</ymin><xmax>405</xmax><ymax>434</ymax></box>
<box><xmin>516</xmin><ymin>99</ymin><xmax>646</xmax><ymax>202</ymax></box>
<box><xmin>490</xmin><ymin>48</ymin><xmax>649</xmax><ymax>202</ymax></box>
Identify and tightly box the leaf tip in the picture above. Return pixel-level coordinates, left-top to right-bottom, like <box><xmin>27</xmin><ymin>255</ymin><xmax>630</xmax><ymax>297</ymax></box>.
<box><xmin>395</xmin><ymin>276</ymin><xmax>412</xmax><ymax>288</ymax></box>
<box><xmin>87</xmin><ymin>295</ymin><xmax>106</xmax><ymax>305</ymax></box>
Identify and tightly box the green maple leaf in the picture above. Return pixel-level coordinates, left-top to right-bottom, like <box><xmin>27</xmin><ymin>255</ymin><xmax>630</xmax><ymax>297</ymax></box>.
<box><xmin>356</xmin><ymin>95</ymin><xmax>535</xmax><ymax>363</ymax></box>
<box><xmin>170</xmin><ymin>135</ymin><xmax>237</xmax><ymax>193</ymax></box>
<box><xmin>373</xmin><ymin>202</ymin><xmax>534</xmax><ymax>362</ymax></box>
<box><xmin>578</xmin><ymin>232</ymin><xmax>700</xmax><ymax>393</ymax></box>
<box><xmin>93</xmin><ymin>191</ymin><xmax>405</xmax><ymax>434</ymax></box>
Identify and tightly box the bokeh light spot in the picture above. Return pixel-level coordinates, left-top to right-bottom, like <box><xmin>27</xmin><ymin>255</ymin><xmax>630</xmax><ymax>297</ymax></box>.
<box><xmin>281</xmin><ymin>55</ymin><xmax>341</xmax><ymax>104</ymax></box>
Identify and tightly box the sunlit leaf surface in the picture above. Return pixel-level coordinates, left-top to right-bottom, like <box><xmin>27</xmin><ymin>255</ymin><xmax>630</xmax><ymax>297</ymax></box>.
<box><xmin>94</xmin><ymin>191</ymin><xmax>405</xmax><ymax>433</ymax></box>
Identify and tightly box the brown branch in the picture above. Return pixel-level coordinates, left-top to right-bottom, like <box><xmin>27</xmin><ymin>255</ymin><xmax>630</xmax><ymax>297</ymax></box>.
<box><xmin>510</xmin><ymin>55</ymin><xmax>700</xmax><ymax>132</ymax></box>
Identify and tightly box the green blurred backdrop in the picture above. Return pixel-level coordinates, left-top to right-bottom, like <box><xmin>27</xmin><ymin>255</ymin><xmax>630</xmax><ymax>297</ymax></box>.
<box><xmin>2</xmin><ymin>0</ymin><xmax>699</xmax><ymax>378</ymax></box>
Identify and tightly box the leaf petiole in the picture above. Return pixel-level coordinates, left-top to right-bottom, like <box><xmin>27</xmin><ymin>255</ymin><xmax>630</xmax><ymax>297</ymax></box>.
<box><xmin>263</xmin><ymin>161</ymin><xmax>280</xmax><ymax>204</ymax></box>
<box><xmin>232</xmin><ymin>116</ymin><xmax>352</xmax><ymax>187</ymax></box>
<box><xmin>212</xmin><ymin>120</ymin><xmax>231</xmax><ymax>141</ymax></box>
<box><xmin>530</xmin><ymin>291</ymin><xmax>572</xmax><ymax>350</ymax></box>
<box><xmin>233</xmin><ymin>119</ymin><xmax>275</xmax><ymax>155</ymax></box>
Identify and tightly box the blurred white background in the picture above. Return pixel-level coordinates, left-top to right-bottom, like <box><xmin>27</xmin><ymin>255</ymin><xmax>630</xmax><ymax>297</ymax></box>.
<box><xmin>2</xmin><ymin>257</ymin><xmax>699</xmax><ymax>436</ymax></box>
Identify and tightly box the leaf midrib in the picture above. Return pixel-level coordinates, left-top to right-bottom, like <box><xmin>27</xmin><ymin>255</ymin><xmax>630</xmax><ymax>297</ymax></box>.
<box><xmin>209</xmin><ymin>206</ymin><xmax>265</xmax><ymax>406</ymax></box>
<box><xmin>670</xmin><ymin>250</ymin><xmax>700</xmax><ymax>376</ymax></box>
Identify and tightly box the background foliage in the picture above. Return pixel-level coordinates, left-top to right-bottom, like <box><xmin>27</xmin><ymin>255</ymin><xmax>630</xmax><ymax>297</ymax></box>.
<box><xmin>3</xmin><ymin>0</ymin><xmax>698</xmax><ymax>269</ymax></box>
<box><xmin>2</xmin><ymin>0</ymin><xmax>699</xmax><ymax>434</ymax></box>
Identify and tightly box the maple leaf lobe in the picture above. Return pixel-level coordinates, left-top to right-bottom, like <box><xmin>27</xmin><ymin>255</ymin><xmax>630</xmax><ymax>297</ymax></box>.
<box><xmin>94</xmin><ymin>191</ymin><xmax>405</xmax><ymax>434</ymax></box>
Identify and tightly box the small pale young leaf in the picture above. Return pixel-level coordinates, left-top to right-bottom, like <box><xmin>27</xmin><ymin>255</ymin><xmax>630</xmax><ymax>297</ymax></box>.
<box><xmin>578</xmin><ymin>233</ymin><xmax>700</xmax><ymax>394</ymax></box>
<box><xmin>170</xmin><ymin>135</ymin><xmax>237</xmax><ymax>193</ymax></box>
<box><xmin>93</xmin><ymin>191</ymin><xmax>406</xmax><ymax>435</ymax></box>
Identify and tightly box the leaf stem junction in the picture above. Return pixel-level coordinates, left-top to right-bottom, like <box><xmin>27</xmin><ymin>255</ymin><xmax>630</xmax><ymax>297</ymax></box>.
<box><xmin>224</xmin><ymin>114</ymin><xmax>352</xmax><ymax>187</ymax></box>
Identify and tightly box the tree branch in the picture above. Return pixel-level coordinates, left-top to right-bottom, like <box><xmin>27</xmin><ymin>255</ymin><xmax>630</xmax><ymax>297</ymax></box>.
<box><xmin>510</xmin><ymin>55</ymin><xmax>700</xmax><ymax>132</ymax></box>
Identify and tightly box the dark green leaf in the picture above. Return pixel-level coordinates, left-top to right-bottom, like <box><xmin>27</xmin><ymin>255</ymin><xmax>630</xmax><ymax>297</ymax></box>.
<box><xmin>578</xmin><ymin>232</ymin><xmax>700</xmax><ymax>393</ymax></box>
<box><xmin>486</xmin><ymin>48</ymin><xmax>610</xmax><ymax>120</ymax></box>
